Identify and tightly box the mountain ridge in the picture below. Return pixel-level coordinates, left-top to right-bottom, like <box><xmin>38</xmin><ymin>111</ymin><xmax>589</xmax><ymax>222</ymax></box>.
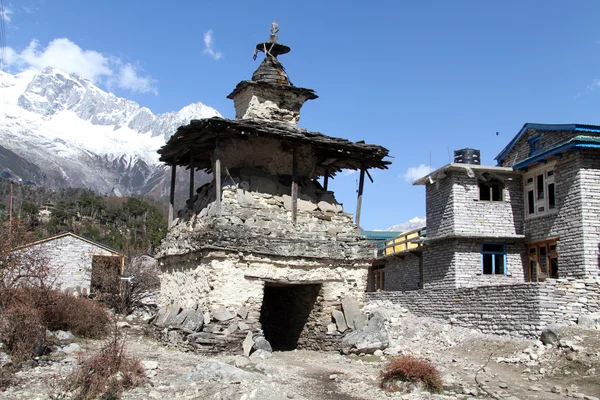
<box><xmin>0</xmin><ymin>67</ymin><xmax>220</xmax><ymax>197</ymax></box>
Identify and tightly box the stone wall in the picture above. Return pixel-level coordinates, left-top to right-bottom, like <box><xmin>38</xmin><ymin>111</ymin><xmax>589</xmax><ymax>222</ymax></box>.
<box><xmin>366</xmin><ymin>276</ymin><xmax>600</xmax><ymax>337</ymax></box>
<box><xmin>452</xmin><ymin>172</ymin><xmax>523</xmax><ymax>237</ymax></box>
<box><xmin>26</xmin><ymin>235</ymin><xmax>120</xmax><ymax>295</ymax></box>
<box><xmin>395</xmin><ymin>238</ymin><xmax>526</xmax><ymax>290</ymax></box>
<box><xmin>158</xmin><ymin>166</ymin><xmax>371</xmax><ymax>352</ymax></box>
<box><xmin>383</xmin><ymin>253</ymin><xmax>421</xmax><ymax>291</ymax></box>
<box><xmin>579</xmin><ymin>150</ymin><xmax>600</xmax><ymax>276</ymax></box>
<box><xmin>425</xmin><ymin>171</ymin><xmax>454</xmax><ymax>238</ymax></box>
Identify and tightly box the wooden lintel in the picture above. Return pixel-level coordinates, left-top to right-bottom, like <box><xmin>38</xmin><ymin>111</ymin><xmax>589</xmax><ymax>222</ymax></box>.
<box><xmin>168</xmin><ymin>165</ymin><xmax>176</xmax><ymax>228</ymax></box>
<box><xmin>189</xmin><ymin>150</ymin><xmax>195</xmax><ymax>199</ymax></box>
<box><xmin>291</xmin><ymin>146</ymin><xmax>299</xmax><ymax>224</ymax></box>
<box><xmin>355</xmin><ymin>163</ymin><xmax>366</xmax><ymax>227</ymax></box>
<box><xmin>215</xmin><ymin>137</ymin><xmax>221</xmax><ymax>215</ymax></box>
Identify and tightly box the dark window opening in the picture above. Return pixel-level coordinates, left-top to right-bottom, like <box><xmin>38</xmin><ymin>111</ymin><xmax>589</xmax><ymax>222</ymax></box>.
<box><xmin>528</xmin><ymin>190</ymin><xmax>535</xmax><ymax>214</ymax></box>
<box><xmin>260</xmin><ymin>283</ymin><xmax>320</xmax><ymax>351</ymax></box>
<box><xmin>481</xmin><ymin>243</ymin><xmax>506</xmax><ymax>275</ymax></box>
<box><xmin>537</xmin><ymin>174</ymin><xmax>544</xmax><ymax>200</ymax></box>
<box><xmin>479</xmin><ymin>181</ymin><xmax>503</xmax><ymax>201</ymax></box>
<box><xmin>548</xmin><ymin>183</ymin><xmax>556</xmax><ymax>209</ymax></box>
<box><xmin>550</xmin><ymin>258</ymin><xmax>559</xmax><ymax>279</ymax></box>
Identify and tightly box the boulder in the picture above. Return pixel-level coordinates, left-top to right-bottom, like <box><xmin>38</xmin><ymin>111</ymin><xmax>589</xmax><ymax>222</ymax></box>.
<box><xmin>191</xmin><ymin>359</ymin><xmax>257</xmax><ymax>383</ymax></box>
<box><xmin>0</xmin><ymin>352</ymin><xmax>13</xmax><ymax>367</ymax></box>
<box><xmin>61</xmin><ymin>343</ymin><xmax>83</xmax><ymax>355</ymax></box>
<box><xmin>341</xmin><ymin>314</ymin><xmax>389</xmax><ymax>355</ymax></box>
<box><xmin>54</xmin><ymin>330</ymin><xmax>75</xmax><ymax>342</ymax></box>
<box><xmin>540</xmin><ymin>325</ymin><xmax>564</xmax><ymax>346</ymax></box>
<box><xmin>253</xmin><ymin>336</ymin><xmax>273</xmax><ymax>353</ymax></box>
<box><xmin>142</xmin><ymin>360</ymin><xmax>159</xmax><ymax>370</ymax></box>
<box><xmin>154</xmin><ymin>305</ymin><xmax>181</xmax><ymax>327</ymax></box>
<box><xmin>578</xmin><ymin>312</ymin><xmax>600</xmax><ymax>330</ymax></box>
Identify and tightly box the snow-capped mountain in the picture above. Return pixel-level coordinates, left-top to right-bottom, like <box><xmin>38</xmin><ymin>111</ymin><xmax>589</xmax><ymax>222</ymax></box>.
<box><xmin>385</xmin><ymin>217</ymin><xmax>426</xmax><ymax>232</ymax></box>
<box><xmin>0</xmin><ymin>67</ymin><xmax>221</xmax><ymax>196</ymax></box>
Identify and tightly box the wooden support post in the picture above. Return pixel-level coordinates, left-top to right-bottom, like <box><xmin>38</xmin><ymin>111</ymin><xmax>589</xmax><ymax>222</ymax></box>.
<box><xmin>189</xmin><ymin>151</ymin><xmax>195</xmax><ymax>200</ymax></box>
<box><xmin>291</xmin><ymin>147</ymin><xmax>298</xmax><ymax>224</ymax></box>
<box><xmin>355</xmin><ymin>164</ymin><xmax>366</xmax><ymax>227</ymax></box>
<box><xmin>168</xmin><ymin>165</ymin><xmax>176</xmax><ymax>228</ymax></box>
<box><xmin>324</xmin><ymin>169</ymin><xmax>329</xmax><ymax>191</ymax></box>
<box><xmin>215</xmin><ymin>138</ymin><xmax>221</xmax><ymax>215</ymax></box>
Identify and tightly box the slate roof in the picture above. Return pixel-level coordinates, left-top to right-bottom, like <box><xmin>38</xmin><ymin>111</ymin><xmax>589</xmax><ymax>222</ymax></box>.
<box><xmin>158</xmin><ymin>117</ymin><xmax>391</xmax><ymax>177</ymax></box>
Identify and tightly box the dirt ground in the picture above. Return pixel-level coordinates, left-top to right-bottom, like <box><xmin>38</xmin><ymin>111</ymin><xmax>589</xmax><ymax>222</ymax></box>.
<box><xmin>1</xmin><ymin>306</ymin><xmax>599</xmax><ymax>400</ymax></box>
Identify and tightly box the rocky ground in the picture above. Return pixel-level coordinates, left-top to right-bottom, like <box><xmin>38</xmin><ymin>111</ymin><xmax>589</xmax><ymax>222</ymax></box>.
<box><xmin>1</xmin><ymin>305</ymin><xmax>599</xmax><ymax>400</ymax></box>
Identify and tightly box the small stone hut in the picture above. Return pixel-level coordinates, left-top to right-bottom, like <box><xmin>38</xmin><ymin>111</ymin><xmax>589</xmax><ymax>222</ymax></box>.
<box><xmin>155</xmin><ymin>25</ymin><xmax>390</xmax><ymax>352</ymax></box>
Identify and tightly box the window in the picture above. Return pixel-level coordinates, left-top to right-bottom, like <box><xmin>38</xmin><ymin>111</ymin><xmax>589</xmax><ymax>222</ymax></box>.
<box><xmin>527</xmin><ymin>239</ymin><xmax>558</xmax><ymax>281</ymax></box>
<box><xmin>481</xmin><ymin>243</ymin><xmax>506</xmax><ymax>275</ymax></box>
<box><xmin>528</xmin><ymin>134</ymin><xmax>542</xmax><ymax>155</ymax></box>
<box><xmin>373</xmin><ymin>267</ymin><xmax>385</xmax><ymax>291</ymax></box>
<box><xmin>479</xmin><ymin>181</ymin><xmax>503</xmax><ymax>201</ymax></box>
<box><xmin>524</xmin><ymin>164</ymin><xmax>556</xmax><ymax>218</ymax></box>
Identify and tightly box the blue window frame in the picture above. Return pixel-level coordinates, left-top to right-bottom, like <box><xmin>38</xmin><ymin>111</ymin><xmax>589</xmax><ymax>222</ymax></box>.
<box><xmin>481</xmin><ymin>243</ymin><xmax>506</xmax><ymax>275</ymax></box>
<box><xmin>528</xmin><ymin>134</ymin><xmax>542</xmax><ymax>156</ymax></box>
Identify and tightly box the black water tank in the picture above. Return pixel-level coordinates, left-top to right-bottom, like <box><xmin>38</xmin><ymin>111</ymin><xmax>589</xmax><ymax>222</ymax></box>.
<box><xmin>454</xmin><ymin>148</ymin><xmax>481</xmax><ymax>165</ymax></box>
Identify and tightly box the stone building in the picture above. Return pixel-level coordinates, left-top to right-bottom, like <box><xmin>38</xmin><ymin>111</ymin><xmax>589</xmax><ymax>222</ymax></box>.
<box><xmin>19</xmin><ymin>231</ymin><xmax>123</xmax><ymax>295</ymax></box>
<box><xmin>368</xmin><ymin>124</ymin><xmax>600</xmax><ymax>336</ymax></box>
<box><xmin>155</xmin><ymin>25</ymin><xmax>390</xmax><ymax>352</ymax></box>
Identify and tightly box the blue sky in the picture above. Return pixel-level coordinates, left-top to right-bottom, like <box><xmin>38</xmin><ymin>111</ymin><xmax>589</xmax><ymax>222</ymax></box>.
<box><xmin>4</xmin><ymin>1</ymin><xmax>600</xmax><ymax>230</ymax></box>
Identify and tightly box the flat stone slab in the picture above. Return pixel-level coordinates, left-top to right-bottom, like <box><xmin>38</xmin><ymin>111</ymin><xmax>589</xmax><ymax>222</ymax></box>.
<box><xmin>243</xmin><ymin>332</ymin><xmax>254</xmax><ymax>357</ymax></box>
<box><xmin>341</xmin><ymin>296</ymin><xmax>362</xmax><ymax>331</ymax></box>
<box><xmin>213</xmin><ymin>308</ymin><xmax>234</xmax><ymax>322</ymax></box>
<box><xmin>332</xmin><ymin>310</ymin><xmax>348</xmax><ymax>332</ymax></box>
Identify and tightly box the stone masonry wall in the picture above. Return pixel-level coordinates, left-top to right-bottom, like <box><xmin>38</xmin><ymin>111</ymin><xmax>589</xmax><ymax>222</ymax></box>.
<box><xmin>27</xmin><ymin>235</ymin><xmax>119</xmax><ymax>295</ymax></box>
<box><xmin>453</xmin><ymin>241</ymin><xmax>526</xmax><ymax>287</ymax></box>
<box><xmin>579</xmin><ymin>150</ymin><xmax>600</xmax><ymax>276</ymax></box>
<box><xmin>421</xmin><ymin>239</ymin><xmax>456</xmax><ymax>289</ymax></box>
<box><xmin>418</xmin><ymin>239</ymin><xmax>525</xmax><ymax>290</ymax></box>
<box><xmin>384</xmin><ymin>254</ymin><xmax>421</xmax><ymax>291</ymax></box>
<box><xmin>158</xmin><ymin>166</ymin><xmax>371</xmax><ymax>351</ymax></box>
<box><xmin>425</xmin><ymin>171</ymin><xmax>454</xmax><ymax>238</ymax></box>
<box><xmin>366</xmin><ymin>276</ymin><xmax>600</xmax><ymax>337</ymax></box>
<box><xmin>452</xmin><ymin>172</ymin><xmax>524</xmax><ymax>237</ymax></box>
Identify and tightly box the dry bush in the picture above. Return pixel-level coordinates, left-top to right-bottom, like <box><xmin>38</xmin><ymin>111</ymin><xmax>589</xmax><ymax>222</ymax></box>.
<box><xmin>64</xmin><ymin>330</ymin><xmax>146</xmax><ymax>400</ymax></box>
<box><xmin>0</xmin><ymin>303</ymin><xmax>46</xmax><ymax>365</ymax></box>
<box><xmin>42</xmin><ymin>291</ymin><xmax>110</xmax><ymax>339</ymax></box>
<box><xmin>380</xmin><ymin>354</ymin><xmax>443</xmax><ymax>393</ymax></box>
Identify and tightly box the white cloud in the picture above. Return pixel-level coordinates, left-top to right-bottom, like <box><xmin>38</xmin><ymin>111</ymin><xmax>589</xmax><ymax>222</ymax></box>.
<box><xmin>1</xmin><ymin>6</ymin><xmax>13</xmax><ymax>22</ymax></box>
<box><xmin>343</xmin><ymin>170</ymin><xmax>358</xmax><ymax>176</ymax></box>
<box><xmin>203</xmin><ymin>30</ymin><xmax>223</xmax><ymax>60</ymax></box>
<box><xmin>113</xmin><ymin>63</ymin><xmax>158</xmax><ymax>95</ymax></box>
<box><xmin>401</xmin><ymin>164</ymin><xmax>433</xmax><ymax>182</ymax></box>
<box><xmin>7</xmin><ymin>38</ymin><xmax>158</xmax><ymax>95</ymax></box>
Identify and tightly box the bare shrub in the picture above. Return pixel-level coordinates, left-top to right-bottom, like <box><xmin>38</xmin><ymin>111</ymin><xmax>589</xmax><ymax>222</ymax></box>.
<box><xmin>380</xmin><ymin>354</ymin><xmax>443</xmax><ymax>393</ymax></box>
<box><xmin>122</xmin><ymin>254</ymin><xmax>160</xmax><ymax>315</ymax></box>
<box><xmin>0</xmin><ymin>303</ymin><xmax>45</xmax><ymax>365</ymax></box>
<box><xmin>64</xmin><ymin>330</ymin><xmax>146</xmax><ymax>400</ymax></box>
<box><xmin>42</xmin><ymin>291</ymin><xmax>110</xmax><ymax>339</ymax></box>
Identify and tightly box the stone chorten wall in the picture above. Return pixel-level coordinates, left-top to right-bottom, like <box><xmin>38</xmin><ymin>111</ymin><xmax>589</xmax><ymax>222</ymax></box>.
<box><xmin>156</xmin><ymin>167</ymin><xmax>372</xmax><ymax>352</ymax></box>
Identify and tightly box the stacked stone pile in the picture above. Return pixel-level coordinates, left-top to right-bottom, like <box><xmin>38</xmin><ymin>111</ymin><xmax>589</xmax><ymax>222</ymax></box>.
<box><xmin>151</xmin><ymin>304</ymin><xmax>264</xmax><ymax>354</ymax></box>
